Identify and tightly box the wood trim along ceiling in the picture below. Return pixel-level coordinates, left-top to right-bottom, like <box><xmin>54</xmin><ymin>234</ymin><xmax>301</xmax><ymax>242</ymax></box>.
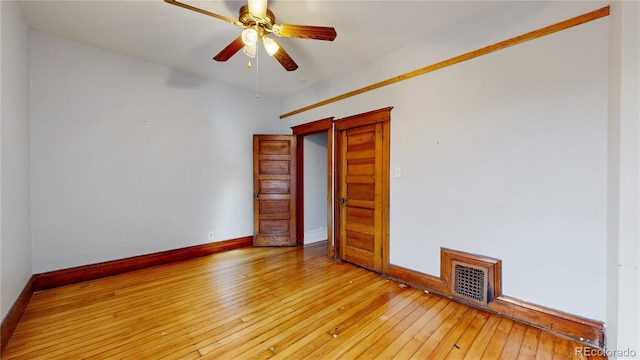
<box><xmin>0</xmin><ymin>237</ymin><xmax>253</xmax><ymax>350</ymax></box>
<box><xmin>279</xmin><ymin>6</ymin><xmax>610</xmax><ymax>119</ymax></box>
<box><xmin>388</xmin><ymin>248</ymin><xmax>605</xmax><ymax>348</ymax></box>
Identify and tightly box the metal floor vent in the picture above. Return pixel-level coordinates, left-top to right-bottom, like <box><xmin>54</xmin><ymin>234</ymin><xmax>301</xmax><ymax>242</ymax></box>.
<box><xmin>453</xmin><ymin>261</ymin><xmax>488</xmax><ymax>305</ymax></box>
<box><xmin>442</xmin><ymin>248</ymin><xmax>501</xmax><ymax>307</ymax></box>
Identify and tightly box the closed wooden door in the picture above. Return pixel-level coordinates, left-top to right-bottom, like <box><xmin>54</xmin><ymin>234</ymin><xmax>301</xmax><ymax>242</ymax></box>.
<box><xmin>336</xmin><ymin>108</ymin><xmax>390</xmax><ymax>273</ymax></box>
<box><xmin>253</xmin><ymin>135</ymin><xmax>297</xmax><ymax>246</ymax></box>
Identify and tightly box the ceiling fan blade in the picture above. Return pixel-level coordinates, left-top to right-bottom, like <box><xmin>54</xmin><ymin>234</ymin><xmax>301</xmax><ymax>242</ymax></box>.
<box><xmin>164</xmin><ymin>0</ymin><xmax>242</xmax><ymax>26</ymax></box>
<box><xmin>272</xmin><ymin>45</ymin><xmax>298</xmax><ymax>71</ymax></box>
<box><xmin>272</xmin><ymin>24</ymin><xmax>337</xmax><ymax>41</ymax></box>
<box><xmin>213</xmin><ymin>36</ymin><xmax>245</xmax><ymax>62</ymax></box>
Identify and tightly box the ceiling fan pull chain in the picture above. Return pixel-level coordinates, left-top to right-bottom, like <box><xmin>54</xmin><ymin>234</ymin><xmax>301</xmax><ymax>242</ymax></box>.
<box><xmin>256</xmin><ymin>46</ymin><xmax>260</xmax><ymax>98</ymax></box>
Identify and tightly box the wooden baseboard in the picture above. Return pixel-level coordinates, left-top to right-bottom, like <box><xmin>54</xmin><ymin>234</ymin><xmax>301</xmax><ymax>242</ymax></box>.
<box><xmin>33</xmin><ymin>236</ymin><xmax>253</xmax><ymax>291</ymax></box>
<box><xmin>490</xmin><ymin>295</ymin><xmax>605</xmax><ymax>347</ymax></box>
<box><xmin>389</xmin><ymin>263</ymin><xmax>448</xmax><ymax>295</ymax></box>
<box><xmin>388</xmin><ymin>263</ymin><xmax>605</xmax><ymax>347</ymax></box>
<box><xmin>1</xmin><ymin>276</ymin><xmax>35</xmax><ymax>352</ymax></box>
<box><xmin>1</xmin><ymin>237</ymin><xmax>252</xmax><ymax>351</ymax></box>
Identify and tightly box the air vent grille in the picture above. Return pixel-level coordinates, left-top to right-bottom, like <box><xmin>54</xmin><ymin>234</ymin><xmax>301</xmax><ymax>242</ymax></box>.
<box><xmin>451</xmin><ymin>260</ymin><xmax>489</xmax><ymax>305</ymax></box>
<box><xmin>442</xmin><ymin>248</ymin><xmax>501</xmax><ymax>307</ymax></box>
<box><xmin>454</xmin><ymin>264</ymin><xmax>485</xmax><ymax>302</ymax></box>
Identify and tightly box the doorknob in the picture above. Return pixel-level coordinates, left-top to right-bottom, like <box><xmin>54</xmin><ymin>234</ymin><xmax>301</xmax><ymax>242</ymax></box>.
<box><xmin>339</xmin><ymin>198</ymin><xmax>345</xmax><ymax>207</ymax></box>
<box><xmin>254</xmin><ymin>193</ymin><xmax>259</xmax><ymax>201</ymax></box>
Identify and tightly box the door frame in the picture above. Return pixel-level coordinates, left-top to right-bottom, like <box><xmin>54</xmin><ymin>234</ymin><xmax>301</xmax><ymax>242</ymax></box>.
<box><xmin>291</xmin><ymin>118</ymin><xmax>335</xmax><ymax>256</ymax></box>
<box><xmin>334</xmin><ymin>107</ymin><xmax>392</xmax><ymax>274</ymax></box>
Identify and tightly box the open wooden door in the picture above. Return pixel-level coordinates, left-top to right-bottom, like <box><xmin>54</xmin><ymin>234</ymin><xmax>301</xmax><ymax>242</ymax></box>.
<box><xmin>253</xmin><ymin>135</ymin><xmax>297</xmax><ymax>246</ymax></box>
<box><xmin>336</xmin><ymin>108</ymin><xmax>391</xmax><ymax>273</ymax></box>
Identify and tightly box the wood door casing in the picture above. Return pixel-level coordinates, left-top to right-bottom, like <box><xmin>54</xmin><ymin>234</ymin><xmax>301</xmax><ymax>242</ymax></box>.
<box><xmin>253</xmin><ymin>135</ymin><xmax>297</xmax><ymax>246</ymax></box>
<box><xmin>336</xmin><ymin>107</ymin><xmax>391</xmax><ymax>273</ymax></box>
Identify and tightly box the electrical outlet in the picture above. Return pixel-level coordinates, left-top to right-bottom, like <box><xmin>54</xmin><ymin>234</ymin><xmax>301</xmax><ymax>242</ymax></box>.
<box><xmin>208</xmin><ymin>231</ymin><xmax>215</xmax><ymax>240</ymax></box>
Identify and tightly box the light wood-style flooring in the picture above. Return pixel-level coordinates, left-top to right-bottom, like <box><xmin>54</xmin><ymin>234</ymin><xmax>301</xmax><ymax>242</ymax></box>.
<box><xmin>3</xmin><ymin>242</ymin><xmax>604</xmax><ymax>359</ymax></box>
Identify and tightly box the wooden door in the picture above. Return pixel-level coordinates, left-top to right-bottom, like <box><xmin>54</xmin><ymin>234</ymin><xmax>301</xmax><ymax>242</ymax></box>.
<box><xmin>336</xmin><ymin>108</ymin><xmax>391</xmax><ymax>273</ymax></box>
<box><xmin>253</xmin><ymin>135</ymin><xmax>297</xmax><ymax>246</ymax></box>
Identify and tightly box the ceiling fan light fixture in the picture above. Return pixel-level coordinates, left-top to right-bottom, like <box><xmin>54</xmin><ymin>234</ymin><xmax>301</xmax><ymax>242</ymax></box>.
<box><xmin>262</xmin><ymin>37</ymin><xmax>279</xmax><ymax>56</ymax></box>
<box><xmin>241</xmin><ymin>28</ymin><xmax>259</xmax><ymax>46</ymax></box>
<box><xmin>243</xmin><ymin>43</ymin><xmax>257</xmax><ymax>58</ymax></box>
<box><xmin>165</xmin><ymin>0</ymin><xmax>335</xmax><ymax>71</ymax></box>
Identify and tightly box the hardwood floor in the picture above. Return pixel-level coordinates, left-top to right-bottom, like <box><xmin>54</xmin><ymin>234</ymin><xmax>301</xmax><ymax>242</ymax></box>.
<box><xmin>3</xmin><ymin>242</ymin><xmax>604</xmax><ymax>359</ymax></box>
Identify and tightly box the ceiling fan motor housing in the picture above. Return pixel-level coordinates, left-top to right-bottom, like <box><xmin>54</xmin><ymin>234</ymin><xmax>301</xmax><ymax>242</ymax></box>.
<box><xmin>239</xmin><ymin>4</ymin><xmax>275</xmax><ymax>31</ymax></box>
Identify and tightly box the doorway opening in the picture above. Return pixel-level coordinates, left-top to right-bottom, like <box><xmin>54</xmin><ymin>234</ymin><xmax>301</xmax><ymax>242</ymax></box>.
<box><xmin>291</xmin><ymin>118</ymin><xmax>334</xmax><ymax>256</ymax></box>
<box><xmin>302</xmin><ymin>133</ymin><xmax>329</xmax><ymax>244</ymax></box>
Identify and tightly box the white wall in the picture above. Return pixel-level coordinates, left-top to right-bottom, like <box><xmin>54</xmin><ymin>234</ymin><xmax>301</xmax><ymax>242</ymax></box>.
<box><xmin>303</xmin><ymin>132</ymin><xmax>328</xmax><ymax>244</ymax></box>
<box><xmin>1</xmin><ymin>1</ymin><xmax>32</xmax><ymax>320</ymax></box>
<box><xmin>30</xmin><ymin>32</ymin><xmax>282</xmax><ymax>273</ymax></box>
<box><xmin>282</xmin><ymin>2</ymin><xmax>609</xmax><ymax>322</ymax></box>
<box><xmin>607</xmin><ymin>1</ymin><xmax>640</xmax><ymax>355</ymax></box>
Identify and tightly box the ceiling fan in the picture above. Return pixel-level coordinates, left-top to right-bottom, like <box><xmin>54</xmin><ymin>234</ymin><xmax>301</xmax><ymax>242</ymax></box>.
<box><xmin>165</xmin><ymin>0</ymin><xmax>337</xmax><ymax>71</ymax></box>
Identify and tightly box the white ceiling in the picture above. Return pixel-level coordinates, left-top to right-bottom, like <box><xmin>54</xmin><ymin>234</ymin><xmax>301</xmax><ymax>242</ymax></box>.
<box><xmin>18</xmin><ymin>0</ymin><xmax>506</xmax><ymax>97</ymax></box>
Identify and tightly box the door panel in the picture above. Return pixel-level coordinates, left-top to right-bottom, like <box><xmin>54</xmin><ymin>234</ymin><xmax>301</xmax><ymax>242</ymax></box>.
<box><xmin>253</xmin><ymin>135</ymin><xmax>297</xmax><ymax>246</ymax></box>
<box><xmin>339</xmin><ymin>123</ymin><xmax>382</xmax><ymax>271</ymax></box>
<box><xmin>259</xmin><ymin>161</ymin><xmax>290</xmax><ymax>174</ymax></box>
<box><xmin>336</xmin><ymin>107</ymin><xmax>391</xmax><ymax>273</ymax></box>
<box><xmin>258</xmin><ymin>179</ymin><xmax>291</xmax><ymax>194</ymax></box>
<box><xmin>346</xmin><ymin>231</ymin><xmax>375</xmax><ymax>252</ymax></box>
